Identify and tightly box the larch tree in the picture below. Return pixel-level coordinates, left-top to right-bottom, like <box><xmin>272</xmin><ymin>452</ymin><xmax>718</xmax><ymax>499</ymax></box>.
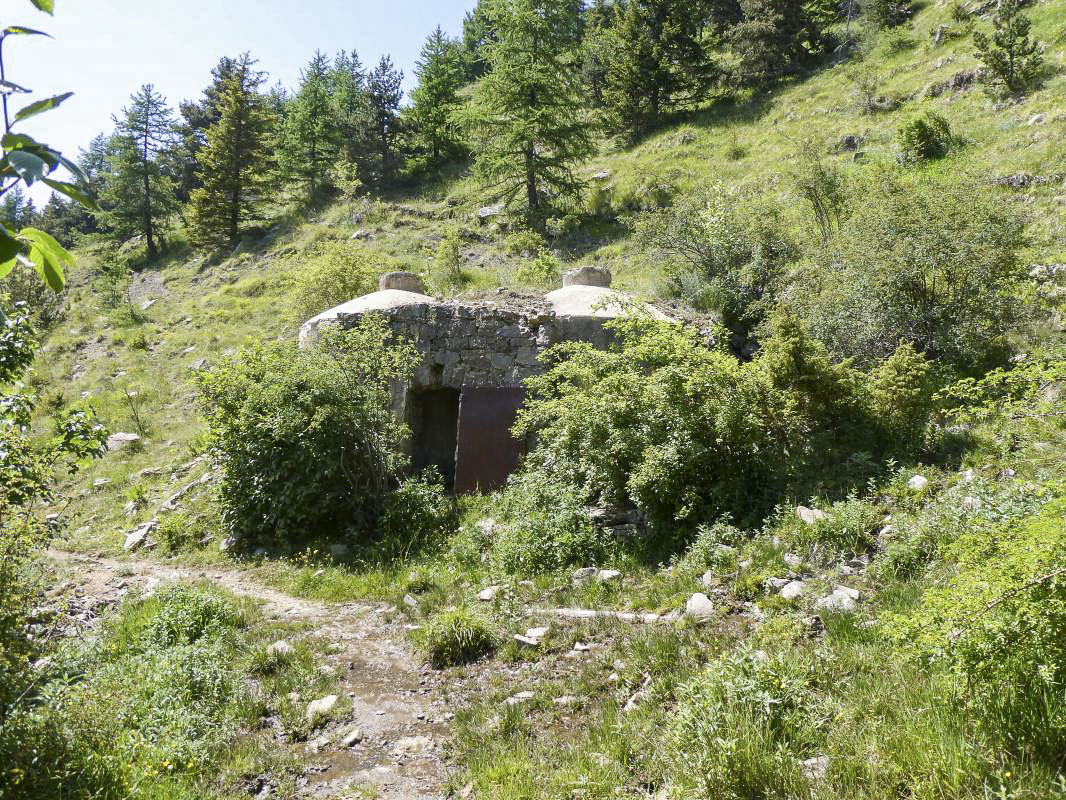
<box><xmin>410</xmin><ymin>26</ymin><xmax>464</xmax><ymax>164</ymax></box>
<box><xmin>188</xmin><ymin>53</ymin><xmax>276</xmax><ymax>248</ymax></box>
<box><xmin>101</xmin><ymin>84</ymin><xmax>179</xmax><ymax>258</ymax></box>
<box><xmin>330</xmin><ymin>50</ymin><xmax>373</xmax><ymax>167</ymax></box>
<box><xmin>279</xmin><ymin>50</ymin><xmax>337</xmax><ymax>200</ymax></box>
<box><xmin>367</xmin><ymin>55</ymin><xmax>404</xmax><ymax>182</ymax></box>
<box><xmin>459</xmin><ymin>0</ymin><xmax>594</xmax><ymax>215</ymax></box>
<box><xmin>174</xmin><ymin>57</ymin><xmax>238</xmax><ymax>201</ymax></box>
<box><xmin>601</xmin><ymin>0</ymin><xmax>715</xmax><ymax>142</ymax></box>
<box><xmin>729</xmin><ymin>0</ymin><xmax>822</xmax><ymax>87</ymax></box>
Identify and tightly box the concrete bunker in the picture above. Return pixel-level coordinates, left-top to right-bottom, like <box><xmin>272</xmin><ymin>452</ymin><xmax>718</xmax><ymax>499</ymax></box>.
<box><xmin>299</xmin><ymin>267</ymin><xmax>675</xmax><ymax>493</ymax></box>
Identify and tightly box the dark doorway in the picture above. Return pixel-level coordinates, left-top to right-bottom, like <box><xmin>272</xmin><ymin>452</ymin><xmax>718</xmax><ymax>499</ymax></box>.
<box><xmin>408</xmin><ymin>388</ymin><xmax>460</xmax><ymax>487</ymax></box>
<box><xmin>454</xmin><ymin>387</ymin><xmax>527</xmax><ymax>494</ymax></box>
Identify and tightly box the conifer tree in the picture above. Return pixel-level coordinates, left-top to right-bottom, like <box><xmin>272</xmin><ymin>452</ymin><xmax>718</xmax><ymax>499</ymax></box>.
<box><xmin>729</xmin><ymin>0</ymin><xmax>824</xmax><ymax>87</ymax></box>
<box><xmin>279</xmin><ymin>50</ymin><xmax>336</xmax><ymax>200</ymax></box>
<box><xmin>459</xmin><ymin>0</ymin><xmax>594</xmax><ymax>214</ymax></box>
<box><xmin>101</xmin><ymin>84</ymin><xmax>179</xmax><ymax>258</ymax></box>
<box><xmin>174</xmin><ymin>57</ymin><xmax>238</xmax><ymax>200</ymax></box>
<box><xmin>601</xmin><ymin>0</ymin><xmax>715</xmax><ymax>142</ymax></box>
<box><xmin>410</xmin><ymin>27</ymin><xmax>464</xmax><ymax>164</ymax></box>
<box><xmin>367</xmin><ymin>55</ymin><xmax>404</xmax><ymax>181</ymax></box>
<box><xmin>973</xmin><ymin>0</ymin><xmax>1043</xmax><ymax>96</ymax></box>
<box><xmin>330</xmin><ymin>50</ymin><xmax>373</xmax><ymax>167</ymax></box>
<box><xmin>188</xmin><ymin>53</ymin><xmax>276</xmax><ymax>248</ymax></box>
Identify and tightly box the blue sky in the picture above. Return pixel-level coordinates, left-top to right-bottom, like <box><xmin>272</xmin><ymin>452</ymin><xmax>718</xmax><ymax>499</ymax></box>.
<box><xmin>10</xmin><ymin>0</ymin><xmax>476</xmax><ymax>203</ymax></box>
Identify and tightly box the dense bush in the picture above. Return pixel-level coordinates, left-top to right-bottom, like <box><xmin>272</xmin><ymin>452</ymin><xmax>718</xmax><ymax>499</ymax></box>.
<box><xmin>668</xmin><ymin>646</ymin><xmax>824</xmax><ymax>799</ymax></box>
<box><xmin>515</xmin><ymin>313</ymin><xmax>935</xmax><ymax>533</ymax></box>
<box><xmin>197</xmin><ymin>316</ymin><xmax>417</xmax><ymax>549</ymax></box>
<box><xmin>895</xmin><ymin>110</ymin><xmax>953</xmax><ymax>163</ymax></box>
<box><xmin>288</xmin><ymin>240</ymin><xmax>383</xmax><ymax>322</ymax></box>
<box><xmin>490</xmin><ymin>471</ymin><xmax>610</xmax><ymax>575</ymax></box>
<box><xmin>379</xmin><ymin>469</ymin><xmax>459</xmax><ymax>561</ymax></box>
<box><xmin>797</xmin><ymin>173</ymin><xmax>1029</xmax><ymax>371</ymax></box>
<box><xmin>632</xmin><ymin>184</ymin><xmax>798</xmax><ymax>342</ymax></box>
<box><xmin>890</xmin><ymin>490</ymin><xmax>1066</xmax><ymax>763</ymax></box>
<box><xmin>514</xmin><ymin>252</ymin><xmax>562</xmax><ymax>287</ymax></box>
<box><xmin>866</xmin><ymin>0</ymin><xmax>913</xmax><ymax>28</ymax></box>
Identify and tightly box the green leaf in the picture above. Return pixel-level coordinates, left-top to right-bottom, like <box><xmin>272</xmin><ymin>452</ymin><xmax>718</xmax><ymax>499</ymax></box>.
<box><xmin>0</xmin><ymin>258</ymin><xmax>14</xmax><ymax>279</ymax></box>
<box><xmin>0</xmin><ymin>226</ymin><xmax>20</xmax><ymax>263</ymax></box>
<box><xmin>43</xmin><ymin>178</ymin><xmax>98</xmax><ymax>211</ymax></box>
<box><xmin>2</xmin><ymin>132</ymin><xmax>38</xmax><ymax>149</ymax></box>
<box><xmin>21</xmin><ymin>227</ymin><xmax>75</xmax><ymax>268</ymax></box>
<box><xmin>28</xmin><ymin>245</ymin><xmax>64</xmax><ymax>292</ymax></box>
<box><xmin>5</xmin><ymin>150</ymin><xmax>51</xmax><ymax>183</ymax></box>
<box><xmin>58</xmin><ymin>154</ymin><xmax>89</xmax><ymax>186</ymax></box>
<box><xmin>2</xmin><ymin>26</ymin><xmax>51</xmax><ymax>37</ymax></box>
<box><xmin>29</xmin><ymin>0</ymin><xmax>55</xmax><ymax>14</ymax></box>
<box><xmin>14</xmin><ymin>91</ymin><xmax>72</xmax><ymax>123</ymax></box>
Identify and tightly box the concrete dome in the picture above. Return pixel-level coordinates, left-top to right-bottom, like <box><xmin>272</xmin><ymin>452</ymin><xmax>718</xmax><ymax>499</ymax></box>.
<box><xmin>544</xmin><ymin>285</ymin><xmax>670</xmax><ymax>321</ymax></box>
<box><xmin>299</xmin><ymin>288</ymin><xmax>437</xmax><ymax>346</ymax></box>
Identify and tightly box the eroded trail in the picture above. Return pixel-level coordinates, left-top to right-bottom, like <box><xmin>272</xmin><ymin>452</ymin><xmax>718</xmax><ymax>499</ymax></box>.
<box><xmin>46</xmin><ymin>550</ymin><xmax>452</xmax><ymax>800</ymax></box>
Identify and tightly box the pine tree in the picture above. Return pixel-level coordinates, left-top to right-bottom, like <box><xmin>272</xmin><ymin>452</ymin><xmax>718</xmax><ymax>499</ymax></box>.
<box><xmin>865</xmin><ymin>0</ymin><xmax>913</xmax><ymax>29</ymax></box>
<box><xmin>461</xmin><ymin>0</ymin><xmax>498</xmax><ymax>81</ymax></box>
<box><xmin>729</xmin><ymin>0</ymin><xmax>824</xmax><ymax>87</ymax></box>
<box><xmin>973</xmin><ymin>0</ymin><xmax>1043</xmax><ymax>96</ymax></box>
<box><xmin>101</xmin><ymin>84</ymin><xmax>179</xmax><ymax>258</ymax></box>
<box><xmin>459</xmin><ymin>0</ymin><xmax>594</xmax><ymax>214</ymax></box>
<box><xmin>188</xmin><ymin>53</ymin><xmax>276</xmax><ymax>248</ymax></box>
<box><xmin>410</xmin><ymin>27</ymin><xmax>464</xmax><ymax>164</ymax></box>
<box><xmin>279</xmin><ymin>51</ymin><xmax>337</xmax><ymax>200</ymax></box>
<box><xmin>601</xmin><ymin>0</ymin><xmax>715</xmax><ymax>142</ymax></box>
<box><xmin>174</xmin><ymin>57</ymin><xmax>238</xmax><ymax>201</ymax></box>
<box><xmin>330</xmin><ymin>50</ymin><xmax>373</xmax><ymax>167</ymax></box>
<box><xmin>367</xmin><ymin>55</ymin><xmax>404</xmax><ymax>181</ymax></box>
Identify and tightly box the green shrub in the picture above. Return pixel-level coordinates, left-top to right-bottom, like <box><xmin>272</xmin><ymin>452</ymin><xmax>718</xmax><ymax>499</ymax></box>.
<box><xmin>514</xmin><ymin>252</ymin><xmax>562</xmax><ymax>288</ymax></box>
<box><xmin>379</xmin><ymin>469</ymin><xmax>459</xmax><ymax>561</ymax></box>
<box><xmin>798</xmin><ymin>173</ymin><xmax>1029</xmax><ymax>371</ymax></box>
<box><xmin>632</xmin><ymin>184</ymin><xmax>797</xmax><ymax>340</ymax></box>
<box><xmin>288</xmin><ymin>240</ymin><xmax>382</xmax><ymax>321</ymax></box>
<box><xmin>777</xmin><ymin>495</ymin><xmax>882</xmax><ymax>556</ymax></box>
<box><xmin>668</xmin><ymin>646</ymin><xmax>823</xmax><ymax>799</ymax></box>
<box><xmin>889</xmin><ymin>491</ymin><xmax>1066</xmax><ymax>763</ymax></box>
<box><xmin>896</xmin><ymin>111</ymin><xmax>953</xmax><ymax>164</ymax></box>
<box><xmin>433</xmin><ymin>226</ymin><xmax>464</xmax><ymax>291</ymax></box>
<box><xmin>503</xmin><ymin>229</ymin><xmax>546</xmax><ymax>257</ymax></box>
<box><xmin>867</xmin><ymin>0</ymin><xmax>913</xmax><ymax>28</ymax></box>
<box><xmin>517</xmin><ymin>313</ymin><xmax>934</xmax><ymax>532</ymax></box>
<box><xmin>676</xmin><ymin>518</ymin><xmax>747</xmax><ymax>576</ymax></box>
<box><xmin>421</xmin><ymin>607</ymin><xmax>497</xmax><ymax>667</ymax></box>
<box><xmin>491</xmin><ymin>472</ymin><xmax>609</xmax><ymax>575</ymax></box>
<box><xmin>196</xmin><ymin>316</ymin><xmax>417</xmax><ymax>548</ymax></box>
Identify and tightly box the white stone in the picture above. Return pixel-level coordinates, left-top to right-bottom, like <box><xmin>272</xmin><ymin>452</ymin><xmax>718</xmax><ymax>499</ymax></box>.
<box><xmin>1028</xmin><ymin>113</ymin><xmax>1046</xmax><ymax>125</ymax></box>
<box><xmin>504</xmin><ymin>690</ymin><xmax>535</xmax><ymax>705</ymax></box>
<box><xmin>796</xmin><ymin>506</ymin><xmax>826</xmax><ymax>525</ymax></box>
<box><xmin>514</xmin><ymin>634</ymin><xmax>539</xmax><ymax>647</ymax></box>
<box><xmin>961</xmin><ymin>496</ymin><xmax>981</xmax><ymax>512</ymax></box>
<box><xmin>478</xmin><ymin>585</ymin><xmax>501</xmax><ymax>601</ymax></box>
<box><xmin>780</xmin><ymin>580</ymin><xmax>807</xmax><ymax>600</ymax></box>
<box><xmin>961</xmin><ymin>468</ymin><xmax>976</xmax><ymax>483</ymax></box>
<box><xmin>219</xmin><ymin>536</ymin><xmax>236</xmax><ymax>552</ymax></box>
<box><xmin>802</xmin><ymin>755</ymin><xmax>829</xmax><ymax>780</ymax></box>
<box><xmin>596</xmin><ymin>569</ymin><xmax>622</xmax><ymax>582</ymax></box>
<box><xmin>572</xmin><ymin>567</ymin><xmax>598</xmax><ymax>582</ymax></box>
<box><xmin>784</xmin><ymin>553</ymin><xmax>802</xmax><ymax>568</ymax></box>
<box><xmin>106</xmin><ymin>432</ymin><xmax>141</xmax><ymax>451</ymax></box>
<box><xmin>525</xmin><ymin>626</ymin><xmax>549</xmax><ymax>640</ymax></box>
<box><xmin>907</xmin><ymin>475</ymin><xmax>929</xmax><ymax>491</ymax></box>
<box><xmin>305</xmin><ymin>694</ymin><xmax>339</xmax><ymax>721</ymax></box>
<box><xmin>123</xmin><ymin>519</ymin><xmax>157</xmax><ymax>551</ymax></box>
<box><xmin>342</xmin><ymin>727</ymin><xmax>364</xmax><ymax>747</ymax></box>
<box><xmin>685</xmin><ymin>593</ymin><xmax>715</xmax><ymax>622</ymax></box>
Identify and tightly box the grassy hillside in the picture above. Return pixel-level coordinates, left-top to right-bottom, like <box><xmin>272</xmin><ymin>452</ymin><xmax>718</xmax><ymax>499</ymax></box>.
<box><xmin>13</xmin><ymin>4</ymin><xmax>1066</xmax><ymax>797</ymax></box>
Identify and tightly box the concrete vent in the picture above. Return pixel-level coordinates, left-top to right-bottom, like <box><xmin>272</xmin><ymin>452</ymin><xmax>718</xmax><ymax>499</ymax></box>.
<box><xmin>379</xmin><ymin>271</ymin><xmax>426</xmax><ymax>293</ymax></box>
<box><xmin>562</xmin><ymin>266</ymin><xmax>612</xmax><ymax>288</ymax></box>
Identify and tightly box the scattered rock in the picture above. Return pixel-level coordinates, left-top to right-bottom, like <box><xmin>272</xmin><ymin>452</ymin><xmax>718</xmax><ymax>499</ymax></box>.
<box><xmin>1028</xmin><ymin>113</ymin><xmax>1046</xmax><ymax>126</ymax></box>
<box><xmin>305</xmin><ymin>694</ymin><xmax>338</xmax><ymax>721</ymax></box>
<box><xmin>267</xmin><ymin>640</ymin><xmax>293</xmax><ymax>657</ymax></box>
<box><xmin>784</xmin><ymin>553</ymin><xmax>802</xmax><ymax>569</ymax></box>
<box><xmin>140</xmin><ymin>298</ymin><xmax>156</xmax><ymax>310</ymax></box>
<box><xmin>839</xmin><ymin>134</ymin><xmax>861</xmax><ymax>151</ymax></box>
<box><xmin>553</xmin><ymin>695</ymin><xmax>580</xmax><ymax>706</ymax></box>
<box><xmin>572</xmin><ymin>567</ymin><xmax>598</xmax><ymax>583</ymax></box>
<box><xmin>92</xmin><ymin>478</ymin><xmax>111</xmax><ymax>489</ymax></box>
<box><xmin>392</xmin><ymin>735</ymin><xmax>432</xmax><ymax>757</ymax></box>
<box><xmin>403</xmin><ymin>594</ymin><xmax>419</xmax><ymax>609</ymax></box>
<box><xmin>932</xmin><ymin>24</ymin><xmax>950</xmax><ymax>46</ymax></box>
<box><xmin>700</xmin><ymin>570</ymin><xmax>717</xmax><ymax>589</ymax></box>
<box><xmin>189</xmin><ymin>358</ymin><xmax>207</xmax><ymax>370</ymax></box>
<box><xmin>796</xmin><ymin>506</ymin><xmax>826</xmax><ymax>525</ymax></box>
<box><xmin>802</xmin><ymin>755</ymin><xmax>829</xmax><ymax>781</ymax></box>
<box><xmin>219</xmin><ymin>536</ymin><xmax>237</xmax><ymax>552</ymax></box>
<box><xmin>814</xmin><ymin>585</ymin><xmax>859</xmax><ymax>613</ymax></box>
<box><xmin>907</xmin><ymin>474</ymin><xmax>929</xmax><ymax>491</ymax></box>
<box><xmin>514</xmin><ymin>634</ymin><xmax>540</xmax><ymax>647</ymax></box>
<box><xmin>780</xmin><ymin>580</ymin><xmax>807</xmax><ymax>600</ymax></box>
<box><xmin>961</xmin><ymin>468</ymin><xmax>977</xmax><ymax>483</ymax></box>
<box><xmin>591</xmin><ymin>170</ymin><xmax>611</xmax><ymax>180</ymax></box>
<box><xmin>994</xmin><ymin>172</ymin><xmax>1048</xmax><ymax>190</ymax></box>
<box><xmin>685</xmin><ymin>593</ymin><xmax>715</xmax><ymax>623</ymax></box>
<box><xmin>803</xmin><ymin>615</ymin><xmax>825</xmax><ymax>636</ymax></box>
<box><xmin>350</xmin><ymin>229</ymin><xmax>371</xmax><ymax>240</ymax></box>
<box><xmin>961</xmin><ymin>496</ymin><xmax>981</xmax><ymax>512</ymax></box>
<box><xmin>525</xmin><ymin>626</ymin><xmax>549</xmax><ymax>640</ymax></box>
<box><xmin>504</xmin><ymin>690</ymin><xmax>535</xmax><ymax>705</ymax></box>
<box><xmin>478</xmin><ymin>203</ymin><xmax>504</xmax><ymax>220</ymax></box>
<box><xmin>106</xmin><ymin>432</ymin><xmax>141</xmax><ymax>452</ymax></box>
<box><xmin>596</xmin><ymin>569</ymin><xmax>622</xmax><ymax>582</ymax></box>
<box><xmin>123</xmin><ymin>519</ymin><xmax>158</xmax><ymax>551</ymax></box>
<box><xmin>478</xmin><ymin>585</ymin><xmax>502</xmax><ymax>602</ymax></box>
<box><xmin>341</xmin><ymin>727</ymin><xmax>364</xmax><ymax>747</ymax></box>
<box><xmin>922</xmin><ymin>68</ymin><xmax>977</xmax><ymax>98</ymax></box>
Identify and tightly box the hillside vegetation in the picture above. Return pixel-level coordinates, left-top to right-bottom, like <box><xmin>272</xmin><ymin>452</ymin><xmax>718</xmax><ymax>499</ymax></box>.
<box><xmin>3</xmin><ymin>0</ymin><xmax>1066</xmax><ymax>798</ymax></box>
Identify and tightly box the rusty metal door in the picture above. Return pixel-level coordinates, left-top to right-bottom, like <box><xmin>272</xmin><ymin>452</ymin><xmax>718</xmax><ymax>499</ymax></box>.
<box><xmin>453</xmin><ymin>387</ymin><xmax>527</xmax><ymax>494</ymax></box>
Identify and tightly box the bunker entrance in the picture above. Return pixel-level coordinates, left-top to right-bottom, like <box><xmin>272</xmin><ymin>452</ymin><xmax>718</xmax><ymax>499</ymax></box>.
<box><xmin>408</xmin><ymin>388</ymin><xmax>460</xmax><ymax>487</ymax></box>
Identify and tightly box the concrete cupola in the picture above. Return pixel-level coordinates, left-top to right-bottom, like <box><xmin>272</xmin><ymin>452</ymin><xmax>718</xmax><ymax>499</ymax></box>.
<box><xmin>379</xmin><ymin>271</ymin><xmax>426</xmax><ymax>294</ymax></box>
<box><xmin>562</xmin><ymin>266</ymin><xmax>612</xmax><ymax>288</ymax></box>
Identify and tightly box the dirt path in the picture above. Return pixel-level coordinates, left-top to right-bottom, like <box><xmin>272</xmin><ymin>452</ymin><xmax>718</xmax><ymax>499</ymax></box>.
<box><xmin>46</xmin><ymin>550</ymin><xmax>452</xmax><ymax>800</ymax></box>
